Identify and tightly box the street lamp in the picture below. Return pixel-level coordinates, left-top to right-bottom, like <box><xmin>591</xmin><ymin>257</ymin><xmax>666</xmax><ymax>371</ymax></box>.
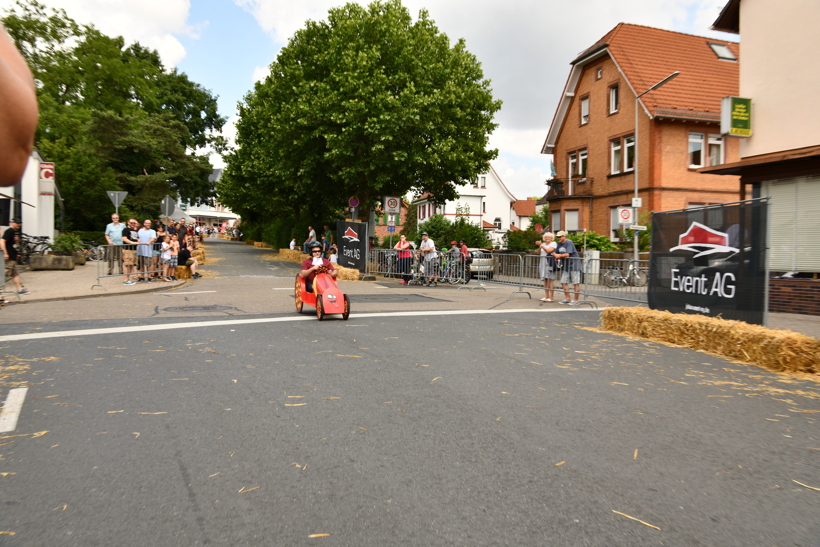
<box><xmin>633</xmin><ymin>71</ymin><xmax>679</xmax><ymax>260</ymax></box>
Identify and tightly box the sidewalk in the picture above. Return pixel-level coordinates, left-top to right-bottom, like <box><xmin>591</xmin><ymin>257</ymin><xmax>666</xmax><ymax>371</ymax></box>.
<box><xmin>2</xmin><ymin>259</ymin><xmax>187</xmax><ymax>303</ymax></box>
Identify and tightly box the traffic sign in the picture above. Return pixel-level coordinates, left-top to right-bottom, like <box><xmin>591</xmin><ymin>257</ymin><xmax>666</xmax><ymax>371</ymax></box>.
<box><xmin>387</xmin><ymin>226</ymin><xmax>395</xmax><ymax>233</ymax></box>
<box><xmin>161</xmin><ymin>195</ymin><xmax>176</xmax><ymax>218</ymax></box>
<box><xmin>387</xmin><ymin>218</ymin><xmax>395</xmax><ymax>227</ymax></box>
<box><xmin>617</xmin><ymin>207</ymin><xmax>634</xmax><ymax>224</ymax></box>
<box><xmin>348</xmin><ymin>197</ymin><xmax>360</xmax><ymax>208</ymax></box>
<box><xmin>384</xmin><ymin>196</ymin><xmax>400</xmax><ymax>215</ymax></box>
<box><xmin>106</xmin><ymin>191</ymin><xmax>128</xmax><ymax>214</ymax></box>
<box><xmin>631</xmin><ymin>197</ymin><xmax>642</xmax><ymax>208</ymax></box>
<box><xmin>630</xmin><ymin>224</ymin><xmax>647</xmax><ymax>231</ymax></box>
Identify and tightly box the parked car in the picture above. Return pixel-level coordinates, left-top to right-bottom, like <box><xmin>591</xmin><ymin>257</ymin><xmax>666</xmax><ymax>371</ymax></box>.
<box><xmin>467</xmin><ymin>248</ymin><xmax>494</xmax><ymax>279</ymax></box>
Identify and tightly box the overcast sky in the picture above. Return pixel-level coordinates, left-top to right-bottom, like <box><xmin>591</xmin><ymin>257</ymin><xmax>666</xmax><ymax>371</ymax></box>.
<box><xmin>1</xmin><ymin>0</ymin><xmax>736</xmax><ymax>199</ymax></box>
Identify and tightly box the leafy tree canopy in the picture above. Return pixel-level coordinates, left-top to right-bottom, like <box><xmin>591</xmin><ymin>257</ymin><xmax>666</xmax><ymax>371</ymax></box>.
<box><xmin>220</xmin><ymin>0</ymin><xmax>501</xmax><ymax>224</ymax></box>
<box><xmin>2</xmin><ymin>0</ymin><xmax>226</xmax><ymax>229</ymax></box>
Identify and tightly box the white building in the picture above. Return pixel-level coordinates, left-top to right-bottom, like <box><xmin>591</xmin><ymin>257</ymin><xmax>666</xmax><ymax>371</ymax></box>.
<box><xmin>175</xmin><ymin>169</ymin><xmax>240</xmax><ymax>227</ymax></box>
<box><xmin>0</xmin><ymin>149</ymin><xmax>56</xmax><ymax>239</ymax></box>
<box><xmin>412</xmin><ymin>166</ymin><xmax>518</xmax><ymax>247</ymax></box>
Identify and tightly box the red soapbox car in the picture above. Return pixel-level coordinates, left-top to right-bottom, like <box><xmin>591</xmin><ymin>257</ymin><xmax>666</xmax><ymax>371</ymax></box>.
<box><xmin>295</xmin><ymin>268</ymin><xmax>350</xmax><ymax>320</ymax></box>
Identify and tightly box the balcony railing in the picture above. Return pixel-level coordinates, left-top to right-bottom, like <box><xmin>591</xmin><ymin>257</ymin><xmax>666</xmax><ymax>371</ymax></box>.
<box><xmin>545</xmin><ymin>177</ymin><xmax>594</xmax><ymax>199</ymax></box>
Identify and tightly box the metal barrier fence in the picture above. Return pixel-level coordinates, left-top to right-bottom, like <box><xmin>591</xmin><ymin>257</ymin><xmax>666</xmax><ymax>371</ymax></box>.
<box><xmin>489</xmin><ymin>254</ymin><xmax>648</xmax><ymax>306</ymax></box>
<box><xmin>92</xmin><ymin>243</ymin><xmax>181</xmax><ymax>289</ymax></box>
<box><xmin>367</xmin><ymin>248</ymin><xmax>485</xmax><ymax>286</ymax></box>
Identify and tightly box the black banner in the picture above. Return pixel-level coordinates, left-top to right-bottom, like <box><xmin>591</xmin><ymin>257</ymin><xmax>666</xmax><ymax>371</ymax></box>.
<box><xmin>648</xmin><ymin>199</ymin><xmax>768</xmax><ymax>324</ymax></box>
<box><xmin>337</xmin><ymin>220</ymin><xmax>368</xmax><ymax>272</ymax></box>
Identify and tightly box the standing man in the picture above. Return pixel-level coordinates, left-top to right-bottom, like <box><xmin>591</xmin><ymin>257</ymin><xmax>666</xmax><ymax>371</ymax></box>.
<box><xmin>178</xmin><ymin>219</ymin><xmax>188</xmax><ymax>242</ymax></box>
<box><xmin>120</xmin><ymin>218</ymin><xmax>139</xmax><ymax>285</ymax></box>
<box><xmin>137</xmin><ymin>219</ymin><xmax>157</xmax><ymax>282</ymax></box>
<box><xmin>1</xmin><ymin>217</ymin><xmax>29</xmax><ymax>295</ymax></box>
<box><xmin>104</xmin><ymin>213</ymin><xmax>123</xmax><ymax>275</ymax></box>
<box><xmin>419</xmin><ymin>232</ymin><xmax>438</xmax><ymax>285</ymax></box>
<box><xmin>553</xmin><ymin>231</ymin><xmax>581</xmax><ymax>306</ymax></box>
<box><xmin>322</xmin><ymin>224</ymin><xmax>334</xmax><ymax>246</ymax></box>
<box><xmin>320</xmin><ymin>234</ymin><xmax>330</xmax><ymax>258</ymax></box>
<box><xmin>303</xmin><ymin>225</ymin><xmax>317</xmax><ymax>254</ymax></box>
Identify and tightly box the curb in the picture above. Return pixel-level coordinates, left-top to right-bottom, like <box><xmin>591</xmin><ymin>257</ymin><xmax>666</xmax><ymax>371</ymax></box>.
<box><xmin>10</xmin><ymin>279</ymin><xmax>190</xmax><ymax>305</ymax></box>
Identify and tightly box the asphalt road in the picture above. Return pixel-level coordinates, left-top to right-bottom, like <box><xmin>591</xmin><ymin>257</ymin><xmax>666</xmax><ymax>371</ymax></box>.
<box><xmin>0</xmin><ymin>240</ymin><xmax>818</xmax><ymax>546</ymax></box>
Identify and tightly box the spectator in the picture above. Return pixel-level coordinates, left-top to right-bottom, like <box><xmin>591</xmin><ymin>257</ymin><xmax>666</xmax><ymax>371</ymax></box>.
<box><xmin>1</xmin><ymin>217</ymin><xmax>29</xmax><ymax>295</ymax></box>
<box><xmin>177</xmin><ymin>243</ymin><xmax>201</xmax><ymax>278</ymax></box>
<box><xmin>121</xmin><ymin>218</ymin><xmax>139</xmax><ymax>285</ymax></box>
<box><xmin>536</xmin><ymin>232</ymin><xmax>556</xmax><ymax>302</ymax></box>
<box><xmin>168</xmin><ymin>234</ymin><xmax>180</xmax><ymax>281</ymax></box>
<box><xmin>419</xmin><ymin>232</ymin><xmax>438</xmax><ymax>285</ymax></box>
<box><xmin>136</xmin><ymin>219</ymin><xmax>157</xmax><ymax>282</ymax></box>
<box><xmin>303</xmin><ymin>225</ymin><xmax>316</xmax><ymax>253</ymax></box>
<box><xmin>178</xmin><ymin>219</ymin><xmax>188</xmax><ymax>241</ymax></box>
<box><xmin>289</xmin><ymin>238</ymin><xmax>297</xmax><ymax>250</ymax></box>
<box><xmin>160</xmin><ymin>235</ymin><xmax>172</xmax><ymax>281</ymax></box>
<box><xmin>323</xmin><ymin>224</ymin><xmax>334</xmax><ymax>245</ymax></box>
<box><xmin>153</xmin><ymin>225</ymin><xmax>165</xmax><ymax>279</ymax></box>
<box><xmin>320</xmin><ymin>234</ymin><xmax>329</xmax><ymax>257</ymax></box>
<box><xmin>104</xmin><ymin>213</ymin><xmax>123</xmax><ymax>276</ymax></box>
<box><xmin>167</xmin><ymin>222</ymin><xmax>178</xmax><ymax>237</ymax></box>
<box><xmin>394</xmin><ymin>234</ymin><xmax>412</xmax><ymax>284</ymax></box>
<box><xmin>329</xmin><ymin>246</ymin><xmax>338</xmax><ymax>264</ymax></box>
<box><xmin>554</xmin><ymin>231</ymin><xmax>581</xmax><ymax>306</ymax></box>
<box><xmin>0</xmin><ymin>24</ymin><xmax>38</xmax><ymax>188</ymax></box>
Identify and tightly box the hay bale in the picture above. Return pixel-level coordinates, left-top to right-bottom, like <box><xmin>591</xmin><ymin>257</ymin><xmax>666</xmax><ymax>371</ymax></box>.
<box><xmin>245</xmin><ymin>240</ymin><xmax>255</xmax><ymax>245</ymax></box>
<box><xmin>192</xmin><ymin>249</ymin><xmax>205</xmax><ymax>265</ymax></box>
<box><xmin>335</xmin><ymin>265</ymin><xmax>359</xmax><ymax>281</ymax></box>
<box><xmin>601</xmin><ymin>307</ymin><xmax>820</xmax><ymax>375</ymax></box>
<box><xmin>278</xmin><ymin>249</ymin><xmax>307</xmax><ymax>262</ymax></box>
<box><xmin>174</xmin><ymin>266</ymin><xmax>192</xmax><ymax>280</ymax></box>
<box><xmin>254</xmin><ymin>242</ymin><xmax>272</xmax><ymax>249</ymax></box>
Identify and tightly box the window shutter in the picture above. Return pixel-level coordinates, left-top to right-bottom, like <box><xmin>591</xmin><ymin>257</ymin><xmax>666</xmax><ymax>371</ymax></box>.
<box><xmin>767</xmin><ymin>176</ymin><xmax>820</xmax><ymax>272</ymax></box>
<box><xmin>795</xmin><ymin>176</ymin><xmax>820</xmax><ymax>271</ymax></box>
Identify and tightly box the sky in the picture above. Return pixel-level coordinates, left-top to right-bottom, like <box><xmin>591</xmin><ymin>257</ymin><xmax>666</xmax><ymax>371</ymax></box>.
<box><xmin>1</xmin><ymin>0</ymin><xmax>737</xmax><ymax>200</ymax></box>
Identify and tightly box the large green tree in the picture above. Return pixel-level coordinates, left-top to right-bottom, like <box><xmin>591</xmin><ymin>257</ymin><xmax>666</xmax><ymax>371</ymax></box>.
<box><xmin>220</xmin><ymin>0</ymin><xmax>501</xmax><ymax>224</ymax></box>
<box><xmin>2</xmin><ymin>0</ymin><xmax>226</xmax><ymax>229</ymax></box>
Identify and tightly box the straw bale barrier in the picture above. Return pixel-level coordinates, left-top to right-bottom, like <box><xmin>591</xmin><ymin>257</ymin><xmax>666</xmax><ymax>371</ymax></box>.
<box><xmin>278</xmin><ymin>249</ymin><xmax>306</xmax><ymax>261</ymax></box>
<box><xmin>601</xmin><ymin>307</ymin><xmax>819</xmax><ymax>375</ymax></box>
<box><xmin>254</xmin><ymin>242</ymin><xmax>272</xmax><ymax>249</ymax></box>
<box><xmin>245</xmin><ymin>240</ymin><xmax>255</xmax><ymax>245</ymax></box>
<box><xmin>335</xmin><ymin>265</ymin><xmax>359</xmax><ymax>281</ymax></box>
<box><xmin>174</xmin><ymin>265</ymin><xmax>192</xmax><ymax>280</ymax></box>
<box><xmin>191</xmin><ymin>249</ymin><xmax>205</xmax><ymax>265</ymax></box>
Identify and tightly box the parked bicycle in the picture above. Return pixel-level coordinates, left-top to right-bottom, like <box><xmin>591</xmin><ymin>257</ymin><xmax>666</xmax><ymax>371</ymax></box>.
<box><xmin>82</xmin><ymin>240</ymin><xmax>106</xmax><ymax>261</ymax></box>
<box><xmin>15</xmin><ymin>234</ymin><xmax>51</xmax><ymax>265</ymax></box>
<box><xmin>603</xmin><ymin>261</ymin><xmax>648</xmax><ymax>288</ymax></box>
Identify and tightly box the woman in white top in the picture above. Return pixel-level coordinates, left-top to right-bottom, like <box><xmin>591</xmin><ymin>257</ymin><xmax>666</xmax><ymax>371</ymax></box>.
<box><xmin>536</xmin><ymin>232</ymin><xmax>557</xmax><ymax>301</ymax></box>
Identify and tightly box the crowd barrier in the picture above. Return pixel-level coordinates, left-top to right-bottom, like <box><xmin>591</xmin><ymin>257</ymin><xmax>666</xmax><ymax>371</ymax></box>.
<box><xmin>92</xmin><ymin>243</ymin><xmax>203</xmax><ymax>289</ymax></box>
<box><xmin>367</xmin><ymin>248</ymin><xmax>476</xmax><ymax>286</ymax></box>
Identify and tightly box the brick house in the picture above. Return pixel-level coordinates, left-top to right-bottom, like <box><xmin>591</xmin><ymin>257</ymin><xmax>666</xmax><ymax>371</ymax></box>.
<box><xmin>373</xmin><ymin>199</ymin><xmax>409</xmax><ymax>241</ymax></box>
<box><xmin>541</xmin><ymin>23</ymin><xmax>742</xmax><ymax>241</ymax></box>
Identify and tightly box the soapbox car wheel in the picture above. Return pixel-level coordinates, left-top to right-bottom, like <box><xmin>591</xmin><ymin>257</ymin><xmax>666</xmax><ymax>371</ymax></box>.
<box><xmin>295</xmin><ymin>276</ymin><xmax>303</xmax><ymax>313</ymax></box>
<box><xmin>342</xmin><ymin>295</ymin><xmax>350</xmax><ymax>320</ymax></box>
<box><xmin>316</xmin><ymin>295</ymin><xmax>325</xmax><ymax>320</ymax></box>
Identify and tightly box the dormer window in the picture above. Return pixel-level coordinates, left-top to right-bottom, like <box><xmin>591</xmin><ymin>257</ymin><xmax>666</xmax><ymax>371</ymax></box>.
<box><xmin>708</xmin><ymin>42</ymin><xmax>737</xmax><ymax>61</ymax></box>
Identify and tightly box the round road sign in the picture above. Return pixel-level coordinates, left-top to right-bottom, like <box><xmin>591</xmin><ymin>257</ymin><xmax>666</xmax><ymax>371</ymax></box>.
<box><xmin>348</xmin><ymin>197</ymin><xmax>360</xmax><ymax>208</ymax></box>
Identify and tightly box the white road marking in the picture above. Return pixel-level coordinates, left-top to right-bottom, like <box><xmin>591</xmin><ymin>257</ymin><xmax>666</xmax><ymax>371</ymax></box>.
<box><xmin>0</xmin><ymin>308</ymin><xmax>598</xmax><ymax>342</ymax></box>
<box><xmin>0</xmin><ymin>387</ymin><xmax>28</xmax><ymax>433</ymax></box>
<box><xmin>159</xmin><ymin>291</ymin><xmax>217</xmax><ymax>295</ymax></box>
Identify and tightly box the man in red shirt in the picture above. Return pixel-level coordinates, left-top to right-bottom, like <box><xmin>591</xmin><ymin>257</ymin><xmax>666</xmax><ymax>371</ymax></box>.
<box><xmin>300</xmin><ymin>242</ymin><xmax>337</xmax><ymax>292</ymax></box>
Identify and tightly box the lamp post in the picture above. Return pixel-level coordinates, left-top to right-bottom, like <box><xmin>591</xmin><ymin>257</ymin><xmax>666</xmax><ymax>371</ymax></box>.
<box><xmin>633</xmin><ymin>71</ymin><xmax>679</xmax><ymax>260</ymax></box>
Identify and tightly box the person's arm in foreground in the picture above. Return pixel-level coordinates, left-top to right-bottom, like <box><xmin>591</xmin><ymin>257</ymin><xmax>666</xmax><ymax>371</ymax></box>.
<box><xmin>0</xmin><ymin>25</ymin><xmax>38</xmax><ymax>187</ymax></box>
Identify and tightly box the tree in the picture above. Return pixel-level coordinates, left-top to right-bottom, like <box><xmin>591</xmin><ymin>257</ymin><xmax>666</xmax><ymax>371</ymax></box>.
<box><xmin>220</xmin><ymin>0</ymin><xmax>501</xmax><ymax>224</ymax></box>
<box><xmin>504</xmin><ymin>228</ymin><xmax>541</xmax><ymax>252</ymax></box>
<box><xmin>1</xmin><ymin>0</ymin><xmax>226</xmax><ymax>229</ymax></box>
<box><xmin>529</xmin><ymin>205</ymin><xmax>550</xmax><ymax>233</ymax></box>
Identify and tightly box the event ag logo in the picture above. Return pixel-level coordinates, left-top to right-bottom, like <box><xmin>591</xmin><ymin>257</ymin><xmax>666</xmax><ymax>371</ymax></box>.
<box><xmin>342</xmin><ymin>227</ymin><xmax>360</xmax><ymax>243</ymax></box>
<box><xmin>670</xmin><ymin>222</ymin><xmax>739</xmax><ymax>258</ymax></box>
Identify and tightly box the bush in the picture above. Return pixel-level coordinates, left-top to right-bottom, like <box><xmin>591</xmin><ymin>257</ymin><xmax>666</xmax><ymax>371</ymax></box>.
<box><xmin>416</xmin><ymin>214</ymin><xmax>491</xmax><ymax>249</ymax></box>
<box><xmin>503</xmin><ymin>228</ymin><xmax>540</xmax><ymax>252</ymax></box>
<box><xmin>567</xmin><ymin>231</ymin><xmax>617</xmax><ymax>252</ymax></box>
<box><xmin>52</xmin><ymin>233</ymin><xmax>84</xmax><ymax>254</ymax></box>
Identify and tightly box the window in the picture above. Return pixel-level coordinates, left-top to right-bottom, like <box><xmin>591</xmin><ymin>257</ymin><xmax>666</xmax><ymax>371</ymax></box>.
<box><xmin>482</xmin><ymin>202</ymin><xmax>486</xmax><ymax>213</ymax></box>
<box><xmin>689</xmin><ymin>132</ymin><xmax>723</xmax><ymax>168</ymax></box>
<box><xmin>708</xmin><ymin>42</ymin><xmax>737</xmax><ymax>61</ymax></box>
<box><xmin>708</xmin><ymin>134</ymin><xmax>723</xmax><ymax>166</ymax></box>
<box><xmin>580</xmin><ymin>97</ymin><xmax>589</xmax><ymax>125</ymax></box>
<box><xmin>568</xmin><ymin>152</ymin><xmax>577</xmax><ymax>178</ymax></box>
<box><xmin>610</xmin><ymin>139</ymin><xmax>622</xmax><ymax>174</ymax></box>
<box><xmin>480</xmin><ymin>176</ymin><xmax>486</xmax><ymax>188</ymax></box>
<box><xmin>610</xmin><ymin>207</ymin><xmax>623</xmax><ymax>240</ymax></box>
<box><xmin>551</xmin><ymin>211</ymin><xmax>561</xmax><ymax>232</ymax></box>
<box><xmin>624</xmin><ymin>135</ymin><xmax>635</xmax><ymax>171</ymax></box>
<box><xmin>689</xmin><ymin>132</ymin><xmax>704</xmax><ymax>168</ymax></box>
<box><xmin>609</xmin><ymin>85</ymin><xmax>619</xmax><ymax>114</ymax></box>
<box><xmin>565</xmin><ymin>210</ymin><xmax>579</xmax><ymax>232</ymax></box>
<box><xmin>418</xmin><ymin>204</ymin><xmax>425</xmax><ymax>220</ymax></box>
<box><xmin>494</xmin><ymin>217</ymin><xmax>502</xmax><ymax>229</ymax></box>
<box><xmin>579</xmin><ymin>150</ymin><xmax>587</xmax><ymax>177</ymax></box>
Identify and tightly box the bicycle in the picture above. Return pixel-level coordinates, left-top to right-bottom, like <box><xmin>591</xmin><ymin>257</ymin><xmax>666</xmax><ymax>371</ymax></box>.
<box><xmin>15</xmin><ymin>234</ymin><xmax>50</xmax><ymax>265</ymax></box>
<box><xmin>440</xmin><ymin>255</ymin><xmax>469</xmax><ymax>284</ymax></box>
<box><xmin>82</xmin><ymin>240</ymin><xmax>106</xmax><ymax>261</ymax></box>
<box><xmin>603</xmin><ymin>261</ymin><xmax>648</xmax><ymax>288</ymax></box>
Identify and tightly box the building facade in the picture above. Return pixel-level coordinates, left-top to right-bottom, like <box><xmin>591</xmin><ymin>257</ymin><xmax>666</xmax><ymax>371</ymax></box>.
<box><xmin>542</xmin><ymin>24</ymin><xmax>741</xmax><ymax>240</ymax></box>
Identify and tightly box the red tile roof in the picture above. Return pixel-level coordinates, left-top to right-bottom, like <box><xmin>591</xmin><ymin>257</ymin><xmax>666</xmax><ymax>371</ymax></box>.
<box><xmin>582</xmin><ymin>23</ymin><xmax>739</xmax><ymax>121</ymax></box>
<box><xmin>482</xmin><ymin>221</ymin><xmax>496</xmax><ymax>229</ymax></box>
<box><xmin>509</xmin><ymin>225</ymin><xmax>522</xmax><ymax>231</ymax></box>
<box><xmin>512</xmin><ymin>200</ymin><xmax>537</xmax><ymax>217</ymax></box>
